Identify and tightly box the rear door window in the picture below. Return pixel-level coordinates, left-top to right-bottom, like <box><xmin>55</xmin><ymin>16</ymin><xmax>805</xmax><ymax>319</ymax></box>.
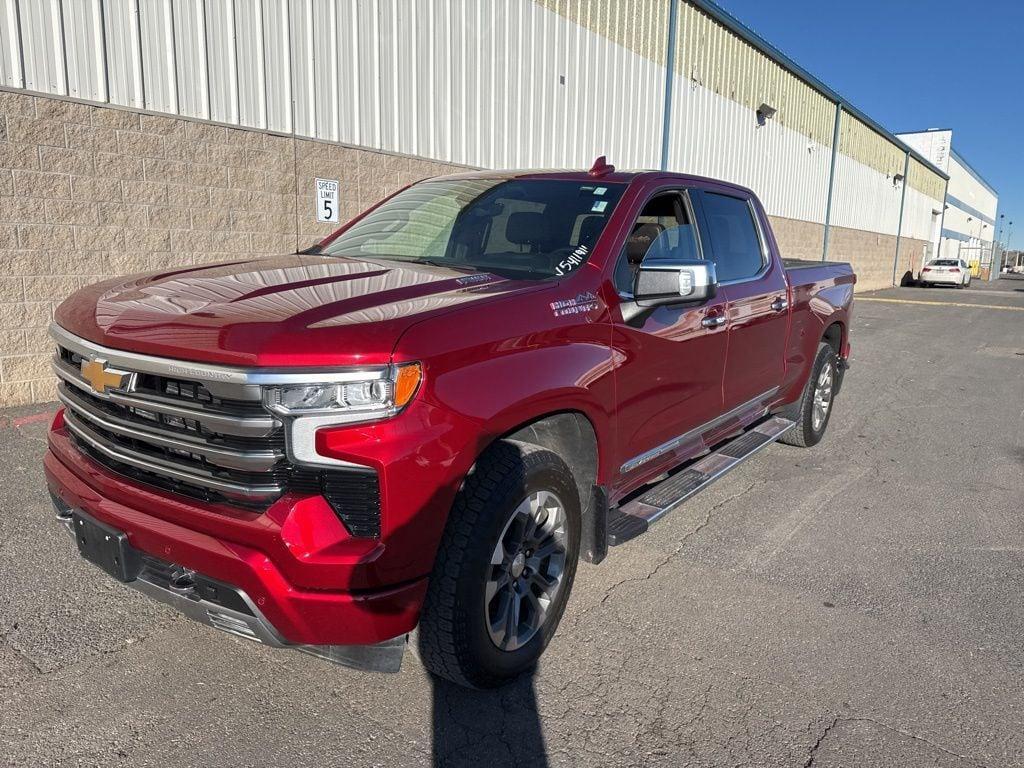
<box><xmin>695</xmin><ymin>192</ymin><xmax>765</xmax><ymax>283</ymax></box>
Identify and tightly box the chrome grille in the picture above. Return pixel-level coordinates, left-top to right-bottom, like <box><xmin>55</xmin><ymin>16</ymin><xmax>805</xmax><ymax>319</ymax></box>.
<box><xmin>50</xmin><ymin>324</ymin><xmax>385</xmax><ymax>537</ymax></box>
<box><xmin>52</xmin><ymin>331</ymin><xmax>286</xmax><ymax>505</ymax></box>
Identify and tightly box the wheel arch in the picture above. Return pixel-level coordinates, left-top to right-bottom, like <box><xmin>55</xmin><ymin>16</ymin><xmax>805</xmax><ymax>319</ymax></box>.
<box><xmin>479</xmin><ymin>409</ymin><xmax>608</xmax><ymax>565</ymax></box>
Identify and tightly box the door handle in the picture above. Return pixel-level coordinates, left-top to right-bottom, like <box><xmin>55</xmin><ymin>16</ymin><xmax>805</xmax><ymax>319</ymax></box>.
<box><xmin>701</xmin><ymin>314</ymin><xmax>727</xmax><ymax>329</ymax></box>
<box><xmin>770</xmin><ymin>297</ymin><xmax>789</xmax><ymax>312</ymax></box>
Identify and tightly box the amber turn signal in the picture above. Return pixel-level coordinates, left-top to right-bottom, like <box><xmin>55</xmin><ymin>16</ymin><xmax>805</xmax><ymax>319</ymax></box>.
<box><xmin>394</xmin><ymin>363</ymin><xmax>422</xmax><ymax>408</ymax></box>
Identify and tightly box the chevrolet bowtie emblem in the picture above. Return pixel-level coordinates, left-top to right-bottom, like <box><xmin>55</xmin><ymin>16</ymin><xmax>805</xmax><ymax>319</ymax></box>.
<box><xmin>80</xmin><ymin>358</ymin><xmax>131</xmax><ymax>394</ymax></box>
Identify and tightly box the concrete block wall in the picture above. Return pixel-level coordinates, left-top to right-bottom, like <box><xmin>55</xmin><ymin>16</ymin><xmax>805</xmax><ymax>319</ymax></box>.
<box><xmin>1</xmin><ymin>90</ymin><xmax>915</xmax><ymax>407</ymax></box>
<box><xmin>826</xmin><ymin>225</ymin><xmax>927</xmax><ymax>292</ymax></box>
<box><xmin>768</xmin><ymin>216</ymin><xmax>826</xmax><ymax>262</ymax></box>
<box><xmin>0</xmin><ymin>92</ymin><xmax>462</xmax><ymax>407</ymax></box>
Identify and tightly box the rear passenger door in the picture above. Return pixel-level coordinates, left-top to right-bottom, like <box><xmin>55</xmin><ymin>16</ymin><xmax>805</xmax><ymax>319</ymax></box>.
<box><xmin>692</xmin><ymin>189</ymin><xmax>788</xmax><ymax>414</ymax></box>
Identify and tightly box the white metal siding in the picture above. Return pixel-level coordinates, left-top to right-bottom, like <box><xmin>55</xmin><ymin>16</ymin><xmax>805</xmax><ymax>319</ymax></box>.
<box><xmin>18</xmin><ymin>0</ymin><xmax>65</xmax><ymax>95</ymax></box>
<box><xmin>205</xmin><ymin>0</ymin><xmax>238</xmax><ymax>124</ymax></box>
<box><xmin>830</xmin><ymin>152</ymin><xmax>902</xmax><ymax>236</ymax></box>
<box><xmin>667</xmin><ymin>75</ymin><xmax>832</xmax><ymax>223</ymax></box>
<box><xmin>139</xmin><ymin>0</ymin><xmax>176</xmax><ymax>113</ymax></box>
<box><xmin>0</xmin><ymin>0</ymin><xmax>22</xmax><ymax>88</ymax></box>
<box><xmin>172</xmin><ymin>0</ymin><xmax>208</xmax><ymax>119</ymax></box>
<box><xmin>103</xmin><ymin>0</ymin><xmax>144</xmax><ymax>109</ymax></box>
<box><xmin>1</xmin><ymin>0</ymin><xmax>948</xmax><ymax>251</ymax></box>
<box><xmin>62</xmin><ymin>0</ymin><xmax>107</xmax><ymax>102</ymax></box>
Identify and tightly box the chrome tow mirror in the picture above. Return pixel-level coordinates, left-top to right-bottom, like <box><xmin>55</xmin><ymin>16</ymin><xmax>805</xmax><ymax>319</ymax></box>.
<box><xmin>633</xmin><ymin>259</ymin><xmax>718</xmax><ymax>306</ymax></box>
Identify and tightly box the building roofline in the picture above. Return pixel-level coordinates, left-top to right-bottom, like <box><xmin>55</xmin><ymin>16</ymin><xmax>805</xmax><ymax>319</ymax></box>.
<box><xmin>692</xmin><ymin>0</ymin><xmax>949</xmax><ymax>181</ymax></box>
<box><xmin>896</xmin><ymin>128</ymin><xmax>954</xmax><ymax>135</ymax></box>
<box><xmin>949</xmin><ymin>148</ymin><xmax>999</xmax><ymax>197</ymax></box>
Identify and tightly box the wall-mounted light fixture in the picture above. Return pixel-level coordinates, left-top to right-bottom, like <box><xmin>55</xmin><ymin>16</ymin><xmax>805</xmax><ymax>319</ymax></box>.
<box><xmin>756</xmin><ymin>102</ymin><xmax>776</xmax><ymax>127</ymax></box>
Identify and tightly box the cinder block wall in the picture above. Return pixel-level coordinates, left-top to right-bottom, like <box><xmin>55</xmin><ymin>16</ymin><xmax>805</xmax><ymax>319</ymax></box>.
<box><xmin>0</xmin><ymin>92</ymin><xmax>462</xmax><ymax>407</ymax></box>
<box><xmin>1</xmin><ymin>90</ymin><xmax>911</xmax><ymax>407</ymax></box>
<box><xmin>768</xmin><ymin>216</ymin><xmax>826</xmax><ymax>262</ymax></box>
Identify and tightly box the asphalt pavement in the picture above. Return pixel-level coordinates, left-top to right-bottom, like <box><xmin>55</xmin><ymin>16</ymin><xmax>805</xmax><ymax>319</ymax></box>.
<box><xmin>1</xmin><ymin>277</ymin><xmax>1022</xmax><ymax>767</ymax></box>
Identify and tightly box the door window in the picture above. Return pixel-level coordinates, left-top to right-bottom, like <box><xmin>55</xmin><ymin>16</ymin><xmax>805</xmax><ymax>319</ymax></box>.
<box><xmin>698</xmin><ymin>192</ymin><xmax>765</xmax><ymax>283</ymax></box>
<box><xmin>614</xmin><ymin>192</ymin><xmax>701</xmax><ymax>293</ymax></box>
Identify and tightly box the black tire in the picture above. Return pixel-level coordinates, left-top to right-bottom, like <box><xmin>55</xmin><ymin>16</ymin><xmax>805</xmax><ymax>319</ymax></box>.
<box><xmin>778</xmin><ymin>342</ymin><xmax>837</xmax><ymax>448</ymax></box>
<box><xmin>418</xmin><ymin>441</ymin><xmax>581</xmax><ymax>688</ymax></box>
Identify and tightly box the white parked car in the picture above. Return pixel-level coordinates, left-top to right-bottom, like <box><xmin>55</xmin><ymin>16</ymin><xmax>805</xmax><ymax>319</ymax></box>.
<box><xmin>920</xmin><ymin>259</ymin><xmax>971</xmax><ymax>288</ymax></box>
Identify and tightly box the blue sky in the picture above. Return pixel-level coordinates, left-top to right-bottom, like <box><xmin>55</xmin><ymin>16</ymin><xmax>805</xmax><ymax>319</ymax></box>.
<box><xmin>716</xmin><ymin>0</ymin><xmax>1024</xmax><ymax>249</ymax></box>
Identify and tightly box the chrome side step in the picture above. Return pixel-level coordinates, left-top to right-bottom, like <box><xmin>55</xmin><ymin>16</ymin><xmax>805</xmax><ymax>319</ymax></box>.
<box><xmin>607</xmin><ymin>415</ymin><xmax>796</xmax><ymax>546</ymax></box>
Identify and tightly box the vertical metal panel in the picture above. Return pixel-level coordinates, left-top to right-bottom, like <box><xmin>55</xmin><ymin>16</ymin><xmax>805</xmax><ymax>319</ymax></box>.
<box><xmin>311</xmin><ymin>0</ymin><xmax>337</xmax><ymax>141</ymax></box>
<box><xmin>205</xmin><ymin>0</ymin><xmax>238</xmax><ymax>123</ymax></box>
<box><xmin>234</xmin><ymin>0</ymin><xmax>266</xmax><ymax>129</ymax></box>
<box><xmin>18</xmin><ymin>0</ymin><xmax>66</xmax><ymax>94</ymax></box>
<box><xmin>171</xmin><ymin>0</ymin><xmax>208</xmax><ymax>119</ymax></box>
<box><xmin>102</xmin><ymin>0</ymin><xmax>144</xmax><ymax>108</ymax></box>
<box><xmin>0</xmin><ymin>0</ymin><xmax>24</xmax><ymax>87</ymax></box>
<box><xmin>62</xmin><ymin>0</ymin><xmax>106</xmax><ymax>101</ymax></box>
<box><xmin>354</xmin><ymin>0</ymin><xmax>379</xmax><ymax>149</ymax></box>
<box><xmin>138</xmin><ymin>0</ymin><xmax>176</xmax><ymax>113</ymax></box>
<box><xmin>261</xmin><ymin>0</ymin><xmax>291</xmax><ymax>132</ymax></box>
<box><xmin>335</xmin><ymin>0</ymin><xmax>359</xmax><ymax>145</ymax></box>
<box><xmin>288</xmin><ymin>0</ymin><xmax>314</xmax><ymax>136</ymax></box>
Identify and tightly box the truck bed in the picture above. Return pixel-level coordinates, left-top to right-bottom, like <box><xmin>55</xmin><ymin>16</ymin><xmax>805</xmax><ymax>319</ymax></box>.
<box><xmin>783</xmin><ymin>258</ymin><xmax>856</xmax><ymax>289</ymax></box>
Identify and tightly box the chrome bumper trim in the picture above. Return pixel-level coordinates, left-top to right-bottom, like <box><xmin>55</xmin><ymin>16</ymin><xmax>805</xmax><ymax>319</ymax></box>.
<box><xmin>52</xmin><ymin>501</ymin><xmax>405</xmax><ymax>673</ymax></box>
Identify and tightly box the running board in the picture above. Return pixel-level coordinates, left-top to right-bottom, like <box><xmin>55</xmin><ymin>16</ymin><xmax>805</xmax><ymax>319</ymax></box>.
<box><xmin>607</xmin><ymin>415</ymin><xmax>796</xmax><ymax>546</ymax></box>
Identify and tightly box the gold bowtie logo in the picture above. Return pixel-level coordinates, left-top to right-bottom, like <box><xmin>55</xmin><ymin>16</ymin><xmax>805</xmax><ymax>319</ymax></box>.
<box><xmin>80</xmin><ymin>359</ymin><xmax>131</xmax><ymax>394</ymax></box>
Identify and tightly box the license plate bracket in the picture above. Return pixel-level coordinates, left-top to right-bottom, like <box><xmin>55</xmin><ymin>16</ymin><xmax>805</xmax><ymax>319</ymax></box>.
<box><xmin>71</xmin><ymin>510</ymin><xmax>141</xmax><ymax>583</ymax></box>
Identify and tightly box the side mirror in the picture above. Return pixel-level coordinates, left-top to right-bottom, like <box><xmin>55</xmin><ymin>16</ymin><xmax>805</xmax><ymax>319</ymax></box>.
<box><xmin>633</xmin><ymin>259</ymin><xmax>718</xmax><ymax>306</ymax></box>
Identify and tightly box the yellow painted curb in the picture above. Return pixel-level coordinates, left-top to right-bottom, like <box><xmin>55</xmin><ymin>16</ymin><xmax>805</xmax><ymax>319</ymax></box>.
<box><xmin>857</xmin><ymin>297</ymin><xmax>1024</xmax><ymax>312</ymax></box>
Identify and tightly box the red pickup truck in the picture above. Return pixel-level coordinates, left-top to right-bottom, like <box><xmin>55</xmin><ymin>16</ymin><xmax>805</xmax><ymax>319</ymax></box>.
<box><xmin>45</xmin><ymin>160</ymin><xmax>854</xmax><ymax>688</ymax></box>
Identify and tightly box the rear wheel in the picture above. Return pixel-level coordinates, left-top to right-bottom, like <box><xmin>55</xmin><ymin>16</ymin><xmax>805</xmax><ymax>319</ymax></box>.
<box><xmin>418</xmin><ymin>441</ymin><xmax>581</xmax><ymax>688</ymax></box>
<box><xmin>778</xmin><ymin>342</ymin><xmax>837</xmax><ymax>448</ymax></box>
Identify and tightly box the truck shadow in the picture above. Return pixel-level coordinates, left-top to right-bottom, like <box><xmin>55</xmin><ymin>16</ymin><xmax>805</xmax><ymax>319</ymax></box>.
<box><xmin>429</xmin><ymin>671</ymin><xmax>550</xmax><ymax>767</ymax></box>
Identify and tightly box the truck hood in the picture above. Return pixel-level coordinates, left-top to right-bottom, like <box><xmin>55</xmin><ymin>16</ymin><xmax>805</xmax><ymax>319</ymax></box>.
<box><xmin>54</xmin><ymin>254</ymin><xmax>545</xmax><ymax>367</ymax></box>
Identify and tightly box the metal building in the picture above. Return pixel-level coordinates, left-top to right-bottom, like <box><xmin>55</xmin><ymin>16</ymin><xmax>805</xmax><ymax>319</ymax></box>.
<box><xmin>0</xmin><ymin>1</ymin><xmax>949</xmax><ymax>285</ymax></box>
<box><xmin>897</xmin><ymin>129</ymin><xmax>1000</xmax><ymax>279</ymax></box>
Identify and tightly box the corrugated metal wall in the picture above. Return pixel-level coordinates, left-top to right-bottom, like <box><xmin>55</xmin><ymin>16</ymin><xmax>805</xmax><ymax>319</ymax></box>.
<box><xmin>0</xmin><ymin>0</ymin><xmax>949</xmax><ymax>254</ymax></box>
<box><xmin>667</xmin><ymin>3</ymin><xmax>834</xmax><ymax>223</ymax></box>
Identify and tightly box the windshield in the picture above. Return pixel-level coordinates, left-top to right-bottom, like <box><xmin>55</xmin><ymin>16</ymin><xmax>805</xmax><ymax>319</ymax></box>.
<box><xmin>322</xmin><ymin>178</ymin><xmax>626</xmax><ymax>280</ymax></box>
<box><xmin>930</xmin><ymin>259</ymin><xmax>960</xmax><ymax>266</ymax></box>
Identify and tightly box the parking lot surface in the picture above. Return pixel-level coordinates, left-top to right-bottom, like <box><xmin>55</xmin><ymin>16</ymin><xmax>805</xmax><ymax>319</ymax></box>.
<box><xmin>2</xmin><ymin>278</ymin><xmax>1022</xmax><ymax>767</ymax></box>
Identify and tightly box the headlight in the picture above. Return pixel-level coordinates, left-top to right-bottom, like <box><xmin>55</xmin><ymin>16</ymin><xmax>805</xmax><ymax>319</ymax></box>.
<box><xmin>263</xmin><ymin>363</ymin><xmax>421</xmax><ymax>468</ymax></box>
<box><xmin>263</xmin><ymin>363</ymin><xmax>421</xmax><ymax>417</ymax></box>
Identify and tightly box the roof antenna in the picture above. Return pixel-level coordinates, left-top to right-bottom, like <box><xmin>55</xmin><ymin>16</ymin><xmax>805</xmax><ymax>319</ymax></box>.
<box><xmin>588</xmin><ymin>155</ymin><xmax>615</xmax><ymax>177</ymax></box>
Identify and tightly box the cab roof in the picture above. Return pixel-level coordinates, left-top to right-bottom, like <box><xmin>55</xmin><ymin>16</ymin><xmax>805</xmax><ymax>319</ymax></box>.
<box><xmin>425</xmin><ymin>156</ymin><xmax>758</xmax><ymax>198</ymax></box>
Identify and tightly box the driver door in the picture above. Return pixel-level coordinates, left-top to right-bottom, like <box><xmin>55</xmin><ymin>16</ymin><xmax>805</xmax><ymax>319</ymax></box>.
<box><xmin>610</xmin><ymin>189</ymin><xmax>729</xmax><ymax>492</ymax></box>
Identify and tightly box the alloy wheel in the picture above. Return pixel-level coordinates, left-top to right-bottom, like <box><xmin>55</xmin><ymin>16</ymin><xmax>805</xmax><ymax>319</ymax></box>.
<box><xmin>812</xmin><ymin>361</ymin><xmax>834</xmax><ymax>431</ymax></box>
<box><xmin>486</xmin><ymin>490</ymin><xmax>568</xmax><ymax>651</ymax></box>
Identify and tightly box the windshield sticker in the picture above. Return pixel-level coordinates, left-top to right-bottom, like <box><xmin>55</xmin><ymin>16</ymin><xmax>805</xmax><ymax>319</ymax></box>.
<box><xmin>550</xmin><ymin>291</ymin><xmax>599</xmax><ymax>318</ymax></box>
<box><xmin>591</xmin><ymin>200</ymin><xmax>608</xmax><ymax>213</ymax></box>
<box><xmin>555</xmin><ymin>244</ymin><xmax>589</xmax><ymax>277</ymax></box>
<box><xmin>594</xmin><ymin>187</ymin><xmax>607</xmax><ymax>196</ymax></box>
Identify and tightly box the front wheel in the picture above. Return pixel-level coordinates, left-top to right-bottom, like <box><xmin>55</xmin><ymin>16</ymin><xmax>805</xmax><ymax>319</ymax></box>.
<box><xmin>418</xmin><ymin>441</ymin><xmax>581</xmax><ymax>688</ymax></box>
<box><xmin>778</xmin><ymin>342</ymin><xmax>837</xmax><ymax>448</ymax></box>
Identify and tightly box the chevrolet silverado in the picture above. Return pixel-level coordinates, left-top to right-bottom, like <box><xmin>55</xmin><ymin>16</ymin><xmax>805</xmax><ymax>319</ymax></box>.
<box><xmin>45</xmin><ymin>158</ymin><xmax>855</xmax><ymax>688</ymax></box>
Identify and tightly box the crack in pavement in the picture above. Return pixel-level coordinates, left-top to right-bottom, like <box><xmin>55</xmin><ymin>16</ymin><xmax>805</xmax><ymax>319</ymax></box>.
<box><xmin>804</xmin><ymin>715</ymin><xmax>839</xmax><ymax>767</ymax></box>
<box><xmin>802</xmin><ymin>713</ymin><xmax>991</xmax><ymax>768</ymax></box>
<box><xmin>571</xmin><ymin>480</ymin><xmax>764</xmax><ymax>629</ymax></box>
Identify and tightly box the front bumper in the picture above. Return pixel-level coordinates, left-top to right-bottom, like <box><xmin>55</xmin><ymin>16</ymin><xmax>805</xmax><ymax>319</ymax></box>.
<box><xmin>45</xmin><ymin>422</ymin><xmax>429</xmax><ymax>656</ymax></box>
<box><xmin>52</xmin><ymin>496</ymin><xmax>406</xmax><ymax>671</ymax></box>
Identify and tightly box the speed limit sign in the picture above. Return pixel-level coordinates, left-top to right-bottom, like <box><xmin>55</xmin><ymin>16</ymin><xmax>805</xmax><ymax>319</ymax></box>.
<box><xmin>316</xmin><ymin>178</ymin><xmax>339</xmax><ymax>223</ymax></box>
